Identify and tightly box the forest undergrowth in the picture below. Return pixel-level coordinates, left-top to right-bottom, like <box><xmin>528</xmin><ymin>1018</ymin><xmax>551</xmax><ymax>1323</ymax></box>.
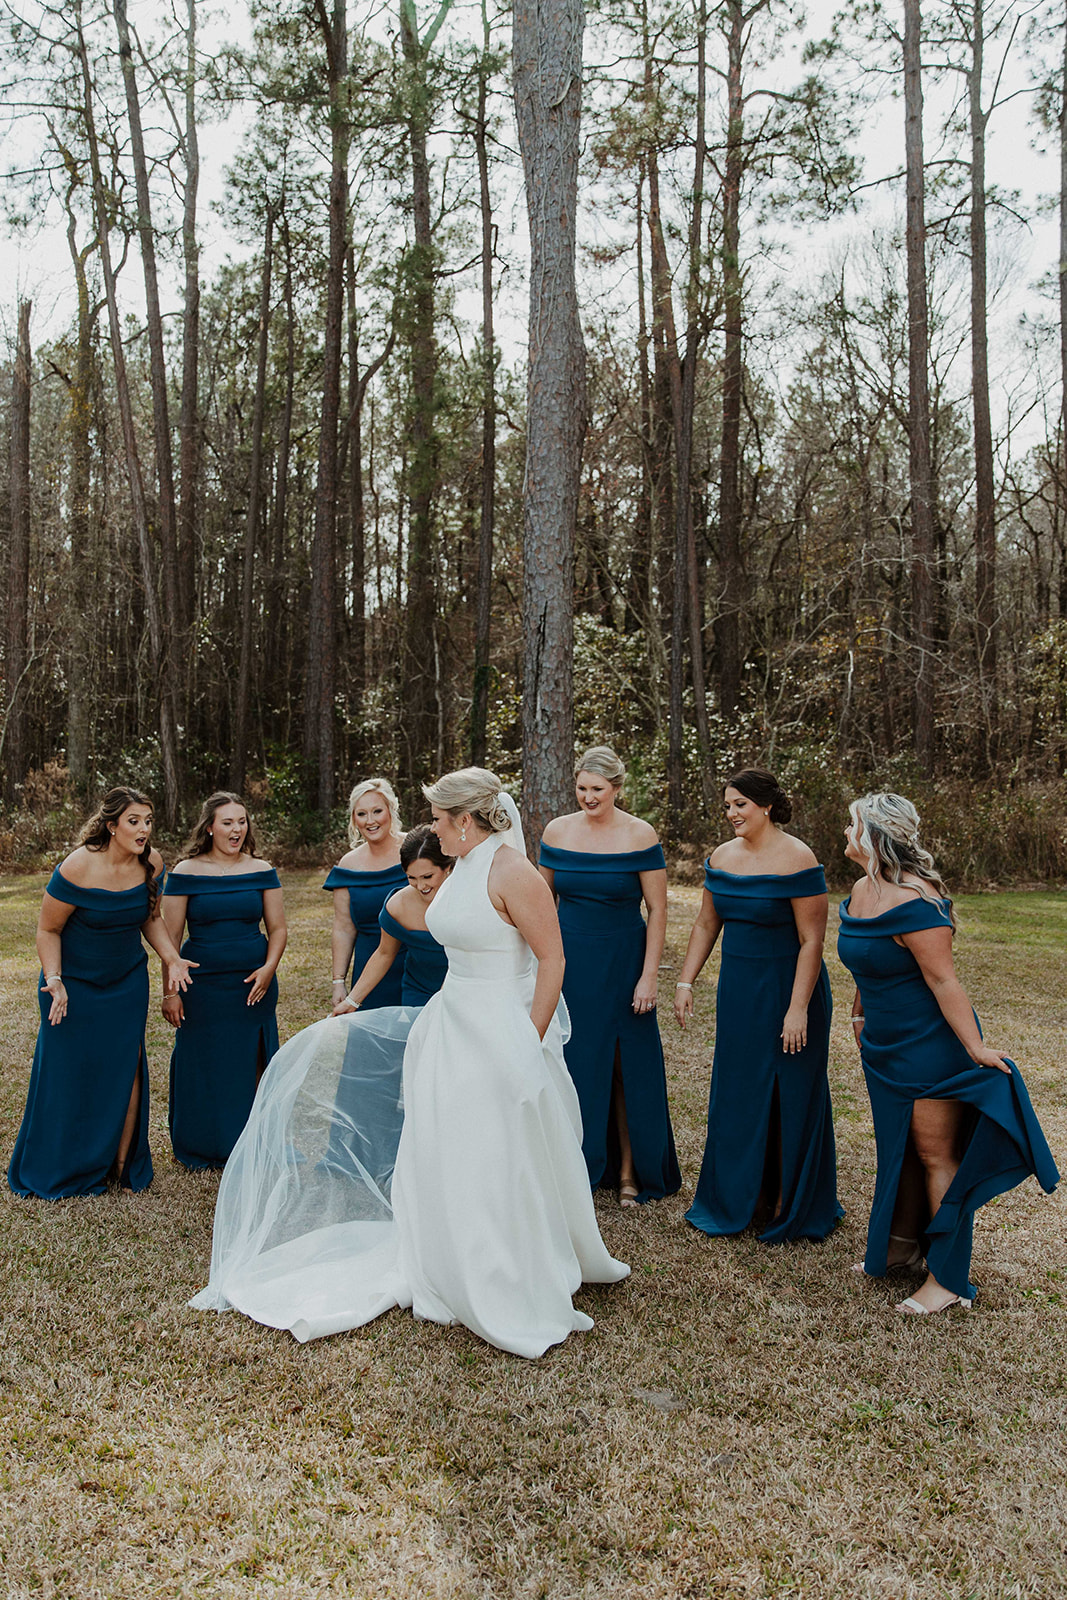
<box><xmin>0</xmin><ymin>874</ymin><xmax>1063</xmax><ymax>1599</ymax></box>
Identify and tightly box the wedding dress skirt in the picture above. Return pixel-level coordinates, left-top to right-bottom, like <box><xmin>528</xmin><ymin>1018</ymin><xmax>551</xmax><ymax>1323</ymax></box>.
<box><xmin>192</xmin><ymin>831</ymin><xmax>629</xmax><ymax>1357</ymax></box>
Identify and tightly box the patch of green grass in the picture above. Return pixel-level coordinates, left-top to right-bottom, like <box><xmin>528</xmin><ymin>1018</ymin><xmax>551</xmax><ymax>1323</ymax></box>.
<box><xmin>0</xmin><ymin>874</ymin><xmax>1063</xmax><ymax>1598</ymax></box>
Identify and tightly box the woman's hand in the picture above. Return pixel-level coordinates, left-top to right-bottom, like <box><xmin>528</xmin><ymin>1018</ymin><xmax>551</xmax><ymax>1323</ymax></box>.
<box><xmin>331</xmin><ymin>996</ymin><xmax>359</xmax><ymax>1017</ymax></box>
<box><xmin>632</xmin><ymin>974</ymin><xmax>657</xmax><ymax>1014</ymax></box>
<box><xmin>41</xmin><ymin>978</ymin><xmax>68</xmax><ymax>1026</ymax></box>
<box><xmin>674</xmin><ymin>984</ymin><xmax>694</xmax><ymax>1029</ymax></box>
<box><xmin>162</xmin><ymin>994</ymin><xmax>184</xmax><ymax>1028</ymax></box>
<box><xmin>244</xmin><ymin>966</ymin><xmax>274</xmax><ymax>1006</ymax></box>
<box><xmin>781</xmin><ymin>1003</ymin><xmax>808</xmax><ymax>1054</ymax></box>
<box><xmin>971</xmin><ymin>1044</ymin><xmax>1012</xmax><ymax>1075</ymax></box>
<box><xmin>165</xmin><ymin>957</ymin><xmax>198</xmax><ymax>995</ymax></box>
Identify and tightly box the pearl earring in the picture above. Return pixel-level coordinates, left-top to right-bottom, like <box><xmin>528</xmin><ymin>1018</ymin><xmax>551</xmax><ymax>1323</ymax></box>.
<box><xmin>460</xmin><ymin>827</ymin><xmax>466</xmax><ymax>841</ymax></box>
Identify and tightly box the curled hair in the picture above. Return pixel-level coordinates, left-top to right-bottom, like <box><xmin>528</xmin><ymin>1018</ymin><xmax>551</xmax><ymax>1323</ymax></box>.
<box><xmin>400</xmin><ymin>823</ymin><xmax>451</xmax><ymax>873</ymax></box>
<box><xmin>725</xmin><ymin>768</ymin><xmax>792</xmax><ymax>825</ymax></box>
<box><xmin>423</xmin><ymin>766</ymin><xmax>512</xmax><ymax>835</ymax></box>
<box><xmin>849</xmin><ymin>792</ymin><xmax>957</xmax><ymax>930</ymax></box>
<box><xmin>79</xmin><ymin>786</ymin><xmax>160</xmax><ymax>915</ymax></box>
<box><xmin>575</xmin><ymin>745</ymin><xmax>625</xmax><ymax>792</ymax></box>
<box><xmin>182</xmin><ymin>792</ymin><xmax>259</xmax><ymax>862</ymax></box>
<box><xmin>347</xmin><ymin>777</ymin><xmax>404</xmax><ymax>846</ymax></box>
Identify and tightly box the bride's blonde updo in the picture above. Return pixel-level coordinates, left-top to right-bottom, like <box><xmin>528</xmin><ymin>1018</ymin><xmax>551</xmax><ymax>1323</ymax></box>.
<box><xmin>850</xmin><ymin>791</ymin><xmax>957</xmax><ymax>930</ymax></box>
<box><xmin>423</xmin><ymin>767</ymin><xmax>512</xmax><ymax>834</ymax></box>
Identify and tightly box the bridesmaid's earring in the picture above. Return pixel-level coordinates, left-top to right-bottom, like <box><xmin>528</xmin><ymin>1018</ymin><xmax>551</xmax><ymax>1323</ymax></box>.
<box><xmin>460</xmin><ymin>827</ymin><xmax>467</xmax><ymax>841</ymax></box>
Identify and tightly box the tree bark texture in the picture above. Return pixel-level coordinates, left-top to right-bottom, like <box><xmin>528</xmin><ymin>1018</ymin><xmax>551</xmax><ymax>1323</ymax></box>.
<box><xmin>514</xmin><ymin>0</ymin><xmax>587</xmax><ymax>848</ymax></box>
<box><xmin>113</xmin><ymin>0</ymin><xmax>184</xmax><ymax>809</ymax></box>
<box><xmin>969</xmin><ymin>0</ymin><xmax>996</xmax><ymax>764</ymax></box>
<box><xmin>716</xmin><ymin>0</ymin><xmax>745</xmax><ymax>721</ymax></box>
<box><xmin>62</xmin><ymin>186</ymin><xmax>97</xmax><ymax>790</ymax></box>
<box><xmin>3</xmin><ymin>299</ymin><xmax>32</xmax><ymax>804</ymax></box>
<box><xmin>303</xmin><ymin>0</ymin><xmax>348</xmax><ymax>814</ymax></box>
<box><xmin>904</xmin><ymin>0</ymin><xmax>937</xmax><ymax>773</ymax></box>
<box><xmin>77</xmin><ymin>0</ymin><xmax>181</xmax><ymax>814</ymax></box>
<box><xmin>231</xmin><ymin>204</ymin><xmax>274</xmax><ymax>793</ymax></box>
<box><xmin>178</xmin><ymin>0</ymin><xmax>201</xmax><ymax>643</ymax></box>
<box><xmin>470</xmin><ymin>8</ymin><xmax>497</xmax><ymax>768</ymax></box>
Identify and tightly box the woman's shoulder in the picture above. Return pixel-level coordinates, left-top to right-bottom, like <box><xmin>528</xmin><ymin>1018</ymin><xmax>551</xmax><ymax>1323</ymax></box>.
<box><xmin>336</xmin><ymin>845</ymin><xmax>365</xmax><ymax>869</ymax></box>
<box><xmin>541</xmin><ymin>812</ymin><xmax>582</xmax><ymax>845</ymax></box>
<box><xmin>777</xmin><ymin>834</ymin><xmax>818</xmax><ymax>871</ymax></box>
<box><xmin>383</xmin><ymin>885</ymin><xmax>416</xmax><ymax>925</ymax></box>
<box><xmin>148</xmin><ymin>847</ymin><xmax>166</xmax><ymax>876</ymax></box>
<box><xmin>619</xmin><ymin>813</ymin><xmax>659</xmax><ymax>849</ymax></box>
<box><xmin>54</xmin><ymin>846</ymin><xmax>92</xmax><ymax>886</ymax></box>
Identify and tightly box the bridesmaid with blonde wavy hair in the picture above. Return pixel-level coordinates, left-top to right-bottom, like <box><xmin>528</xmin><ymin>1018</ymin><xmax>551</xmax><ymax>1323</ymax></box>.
<box><xmin>324</xmin><ymin>778</ymin><xmax>407</xmax><ymax>1011</ymax></box>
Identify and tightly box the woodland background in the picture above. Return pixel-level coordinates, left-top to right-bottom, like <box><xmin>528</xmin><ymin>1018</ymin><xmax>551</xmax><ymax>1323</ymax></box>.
<box><xmin>2</xmin><ymin>0</ymin><xmax>1067</xmax><ymax>883</ymax></box>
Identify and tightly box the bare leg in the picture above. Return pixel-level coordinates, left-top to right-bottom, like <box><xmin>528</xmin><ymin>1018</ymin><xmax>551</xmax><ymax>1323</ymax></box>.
<box><xmin>114</xmin><ymin>1056</ymin><xmax>143</xmax><ymax>1180</ymax></box>
<box><xmin>886</xmin><ymin>1136</ymin><xmax>927</xmax><ymax>1260</ymax></box>
<box><xmin>899</xmin><ymin>1098</ymin><xmax>967</xmax><ymax>1311</ymax></box>
<box><xmin>612</xmin><ymin>1052</ymin><xmax>638</xmax><ymax>1204</ymax></box>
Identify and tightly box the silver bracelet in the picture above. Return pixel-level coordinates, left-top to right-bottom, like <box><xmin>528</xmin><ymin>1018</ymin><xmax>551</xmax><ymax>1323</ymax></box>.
<box><xmin>331</xmin><ymin>978</ymin><xmax>347</xmax><ymax>987</ymax></box>
<box><xmin>675</xmin><ymin>981</ymin><xmax>693</xmax><ymax>989</ymax></box>
<box><xmin>850</xmin><ymin>1015</ymin><xmax>865</xmax><ymax>1024</ymax></box>
<box><xmin>43</xmin><ymin>973</ymin><xmax>63</xmax><ymax>986</ymax></box>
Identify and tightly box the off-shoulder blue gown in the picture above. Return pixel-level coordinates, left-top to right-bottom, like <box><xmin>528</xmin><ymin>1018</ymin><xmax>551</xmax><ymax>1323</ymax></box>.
<box><xmin>323</xmin><ymin>862</ymin><xmax>407</xmax><ymax>1007</ymax></box>
<box><xmin>163</xmin><ymin>868</ymin><xmax>281</xmax><ymax>1170</ymax></box>
<box><xmin>687</xmin><ymin>864</ymin><xmax>841</xmax><ymax>1241</ymax></box>
<box><xmin>8</xmin><ymin>867</ymin><xmax>157</xmax><ymax>1198</ymax></box>
<box><xmin>838</xmin><ymin>894</ymin><xmax>1059</xmax><ymax>1300</ymax></box>
<box><xmin>539</xmin><ymin>842</ymin><xmax>681</xmax><ymax>1202</ymax></box>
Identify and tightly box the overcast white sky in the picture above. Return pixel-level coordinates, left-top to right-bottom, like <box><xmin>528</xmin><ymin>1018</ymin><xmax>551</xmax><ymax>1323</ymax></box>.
<box><xmin>0</xmin><ymin>0</ymin><xmax>1057</xmax><ymax>440</ymax></box>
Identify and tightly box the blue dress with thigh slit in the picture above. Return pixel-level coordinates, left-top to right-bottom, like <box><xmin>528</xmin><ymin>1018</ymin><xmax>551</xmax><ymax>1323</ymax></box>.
<box><xmin>538</xmin><ymin>842</ymin><xmax>681</xmax><ymax>1202</ymax></box>
<box><xmin>837</xmin><ymin>893</ymin><xmax>1058</xmax><ymax>1299</ymax></box>
<box><xmin>323</xmin><ymin>863</ymin><xmax>407</xmax><ymax>1007</ymax></box>
<box><xmin>8</xmin><ymin>866</ymin><xmax>157</xmax><ymax>1198</ymax></box>
<box><xmin>163</xmin><ymin>868</ymin><xmax>281</xmax><ymax>1170</ymax></box>
<box><xmin>687</xmin><ymin>864</ymin><xmax>842</xmax><ymax>1241</ymax></box>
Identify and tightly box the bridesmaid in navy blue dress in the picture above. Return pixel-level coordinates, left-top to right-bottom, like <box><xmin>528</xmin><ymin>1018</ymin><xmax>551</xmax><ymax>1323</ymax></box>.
<box><xmin>674</xmin><ymin>769</ymin><xmax>841</xmax><ymax>1242</ymax></box>
<box><xmin>8</xmin><ymin>787</ymin><xmax>195</xmax><ymax>1199</ymax></box>
<box><xmin>161</xmin><ymin>792</ymin><xmax>287</xmax><ymax>1169</ymax></box>
<box><xmin>332</xmin><ymin>826</ymin><xmax>450</xmax><ymax>1014</ymax></box>
<box><xmin>838</xmin><ymin>792</ymin><xmax>1058</xmax><ymax>1314</ymax></box>
<box><xmin>540</xmin><ymin>747</ymin><xmax>680</xmax><ymax>1206</ymax></box>
<box><xmin>324</xmin><ymin>778</ymin><xmax>407</xmax><ymax>1012</ymax></box>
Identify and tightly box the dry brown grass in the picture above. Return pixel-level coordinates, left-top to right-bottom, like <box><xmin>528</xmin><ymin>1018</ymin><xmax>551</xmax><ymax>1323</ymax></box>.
<box><xmin>1</xmin><ymin>871</ymin><xmax>1064</xmax><ymax>1600</ymax></box>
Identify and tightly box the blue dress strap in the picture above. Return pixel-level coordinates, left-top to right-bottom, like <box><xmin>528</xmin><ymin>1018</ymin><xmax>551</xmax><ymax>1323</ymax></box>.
<box><xmin>838</xmin><ymin>893</ymin><xmax>953</xmax><ymax>934</ymax></box>
<box><xmin>164</xmin><ymin>868</ymin><xmax>280</xmax><ymax>896</ymax></box>
<box><xmin>538</xmin><ymin>842</ymin><xmax>666</xmax><ymax>873</ymax></box>
<box><xmin>704</xmin><ymin>862</ymin><xmax>827</xmax><ymax>898</ymax></box>
<box><xmin>378</xmin><ymin>904</ymin><xmax>407</xmax><ymax>940</ymax></box>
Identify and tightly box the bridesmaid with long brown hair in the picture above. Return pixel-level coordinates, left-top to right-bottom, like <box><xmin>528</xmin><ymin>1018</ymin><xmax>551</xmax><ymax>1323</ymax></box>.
<box><xmin>8</xmin><ymin>786</ymin><xmax>195</xmax><ymax>1198</ymax></box>
<box><xmin>162</xmin><ymin>791</ymin><xmax>286</xmax><ymax>1170</ymax></box>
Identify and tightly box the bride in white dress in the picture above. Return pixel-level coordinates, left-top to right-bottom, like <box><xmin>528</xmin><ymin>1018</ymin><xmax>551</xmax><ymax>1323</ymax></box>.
<box><xmin>191</xmin><ymin>768</ymin><xmax>629</xmax><ymax>1358</ymax></box>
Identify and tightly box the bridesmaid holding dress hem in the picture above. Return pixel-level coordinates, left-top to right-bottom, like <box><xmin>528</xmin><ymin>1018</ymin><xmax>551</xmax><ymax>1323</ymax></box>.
<box><xmin>161</xmin><ymin>792</ymin><xmax>286</xmax><ymax>1171</ymax></box>
<box><xmin>333</xmin><ymin>825</ymin><xmax>450</xmax><ymax>1015</ymax></box>
<box><xmin>838</xmin><ymin>792</ymin><xmax>1058</xmax><ymax>1314</ymax></box>
<box><xmin>539</xmin><ymin>746</ymin><xmax>680</xmax><ymax>1207</ymax></box>
<box><xmin>675</xmin><ymin>769</ymin><xmax>842</xmax><ymax>1242</ymax></box>
<box><xmin>324</xmin><ymin>778</ymin><xmax>407</xmax><ymax>1012</ymax></box>
<box><xmin>8</xmin><ymin>786</ymin><xmax>195</xmax><ymax>1199</ymax></box>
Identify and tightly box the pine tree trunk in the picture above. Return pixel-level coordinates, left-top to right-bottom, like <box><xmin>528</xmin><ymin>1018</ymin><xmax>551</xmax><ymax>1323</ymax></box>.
<box><xmin>3</xmin><ymin>299</ymin><xmax>31</xmax><ymax>805</ymax></box>
<box><xmin>178</xmin><ymin>0</ymin><xmax>201</xmax><ymax>647</ymax></box>
<box><xmin>470</xmin><ymin>12</ymin><xmax>496</xmax><ymax>768</ymax></box>
<box><xmin>113</xmin><ymin>0</ymin><xmax>183</xmax><ymax>820</ymax></box>
<box><xmin>717</xmin><ymin>0</ymin><xmax>744</xmax><ymax>721</ymax></box>
<box><xmin>63</xmin><ymin>196</ymin><xmax>96</xmax><ymax>792</ymax></box>
<box><xmin>231</xmin><ymin>204</ymin><xmax>274</xmax><ymax>792</ymax></box>
<box><xmin>904</xmin><ymin>0</ymin><xmax>937</xmax><ymax>773</ymax></box>
<box><xmin>514</xmin><ymin>0</ymin><xmax>587</xmax><ymax>847</ymax></box>
<box><xmin>303</xmin><ymin>0</ymin><xmax>348</xmax><ymax>815</ymax></box>
<box><xmin>970</xmin><ymin>0</ymin><xmax>996</xmax><ymax>768</ymax></box>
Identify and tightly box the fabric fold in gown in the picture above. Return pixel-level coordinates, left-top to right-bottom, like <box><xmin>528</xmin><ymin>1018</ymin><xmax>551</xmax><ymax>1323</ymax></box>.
<box><xmin>838</xmin><ymin>895</ymin><xmax>1059</xmax><ymax>1300</ymax></box>
<box><xmin>687</xmin><ymin>864</ymin><xmax>842</xmax><ymax>1242</ymax></box>
<box><xmin>163</xmin><ymin>868</ymin><xmax>281</xmax><ymax>1170</ymax></box>
<box><xmin>8</xmin><ymin>867</ymin><xmax>157</xmax><ymax>1199</ymax></box>
<box><xmin>538</xmin><ymin>842</ymin><xmax>680</xmax><ymax>1201</ymax></box>
<box><xmin>194</xmin><ymin>833</ymin><xmax>629</xmax><ymax>1357</ymax></box>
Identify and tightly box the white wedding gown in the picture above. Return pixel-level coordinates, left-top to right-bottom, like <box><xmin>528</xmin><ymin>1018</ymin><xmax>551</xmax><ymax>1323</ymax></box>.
<box><xmin>191</xmin><ymin>829</ymin><xmax>629</xmax><ymax>1357</ymax></box>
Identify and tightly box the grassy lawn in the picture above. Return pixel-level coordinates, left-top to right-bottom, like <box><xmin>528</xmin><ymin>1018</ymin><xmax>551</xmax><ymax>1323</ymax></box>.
<box><xmin>0</xmin><ymin>871</ymin><xmax>1063</xmax><ymax>1599</ymax></box>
